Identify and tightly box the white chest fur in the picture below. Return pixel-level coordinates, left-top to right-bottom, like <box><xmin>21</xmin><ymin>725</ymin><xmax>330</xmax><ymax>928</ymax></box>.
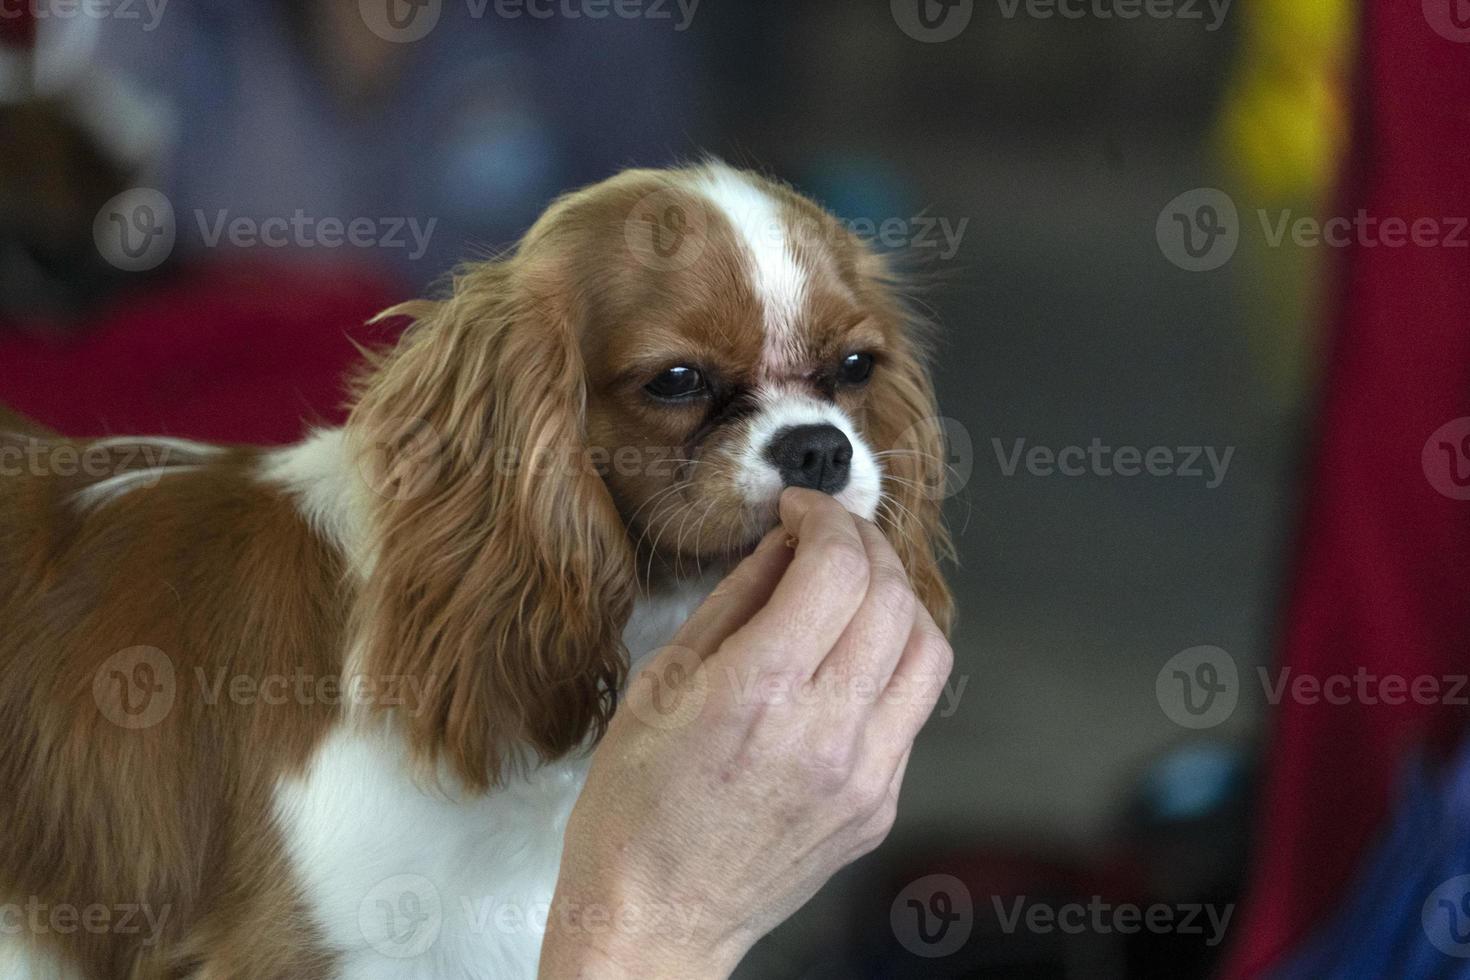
<box><xmin>272</xmin><ymin>584</ymin><xmax>713</xmax><ymax>980</ymax></box>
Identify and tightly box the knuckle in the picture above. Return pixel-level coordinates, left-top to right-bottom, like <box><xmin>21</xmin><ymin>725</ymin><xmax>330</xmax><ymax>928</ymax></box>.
<box><xmin>913</xmin><ymin>625</ymin><xmax>952</xmax><ymax>675</ymax></box>
<box><xmin>806</xmin><ymin>736</ymin><xmax>860</xmax><ymax>789</ymax></box>
<box><xmin>844</xmin><ymin>768</ymin><xmax>893</xmax><ymax>812</ymax></box>
<box><xmin>924</xmin><ymin>632</ymin><xmax>955</xmax><ymax>676</ymax></box>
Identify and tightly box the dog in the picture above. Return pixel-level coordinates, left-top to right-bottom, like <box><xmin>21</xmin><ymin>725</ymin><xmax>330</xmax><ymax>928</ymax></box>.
<box><xmin>0</xmin><ymin>162</ymin><xmax>953</xmax><ymax>979</ymax></box>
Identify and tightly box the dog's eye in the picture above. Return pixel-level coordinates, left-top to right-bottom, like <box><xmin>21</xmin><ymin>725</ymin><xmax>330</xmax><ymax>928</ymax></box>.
<box><xmin>644</xmin><ymin>366</ymin><xmax>708</xmax><ymax>401</ymax></box>
<box><xmin>837</xmin><ymin>353</ymin><xmax>876</xmax><ymax>386</ymax></box>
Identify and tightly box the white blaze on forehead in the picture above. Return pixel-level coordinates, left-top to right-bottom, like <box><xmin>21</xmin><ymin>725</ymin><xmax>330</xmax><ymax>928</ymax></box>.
<box><xmin>693</xmin><ymin>165</ymin><xmax>808</xmax><ymax>369</ymax></box>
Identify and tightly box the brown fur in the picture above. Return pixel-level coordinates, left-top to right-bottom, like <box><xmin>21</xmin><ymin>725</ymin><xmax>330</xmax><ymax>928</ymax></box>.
<box><xmin>0</xmin><ymin>163</ymin><xmax>953</xmax><ymax>977</ymax></box>
<box><xmin>0</xmin><ymin>435</ymin><xmax>344</xmax><ymax>977</ymax></box>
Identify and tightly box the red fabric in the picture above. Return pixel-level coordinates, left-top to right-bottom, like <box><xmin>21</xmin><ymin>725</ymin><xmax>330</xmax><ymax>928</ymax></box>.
<box><xmin>0</xmin><ymin>4</ymin><xmax>36</xmax><ymax>48</ymax></box>
<box><xmin>0</xmin><ymin>260</ymin><xmax>404</xmax><ymax>445</ymax></box>
<box><xmin>1223</xmin><ymin>5</ymin><xmax>1470</xmax><ymax>977</ymax></box>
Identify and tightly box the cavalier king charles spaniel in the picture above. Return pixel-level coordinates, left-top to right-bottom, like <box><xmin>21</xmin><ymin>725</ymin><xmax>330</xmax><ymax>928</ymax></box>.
<box><xmin>0</xmin><ymin>162</ymin><xmax>953</xmax><ymax>979</ymax></box>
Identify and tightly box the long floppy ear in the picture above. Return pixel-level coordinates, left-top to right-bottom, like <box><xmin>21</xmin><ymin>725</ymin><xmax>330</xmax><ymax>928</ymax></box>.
<box><xmin>346</xmin><ymin>260</ymin><xmax>636</xmax><ymax>792</ymax></box>
<box><xmin>860</xmin><ymin>263</ymin><xmax>957</xmax><ymax>636</ymax></box>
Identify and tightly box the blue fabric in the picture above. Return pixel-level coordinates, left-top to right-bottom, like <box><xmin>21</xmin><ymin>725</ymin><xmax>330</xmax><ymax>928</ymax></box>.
<box><xmin>1272</xmin><ymin>734</ymin><xmax>1470</xmax><ymax>979</ymax></box>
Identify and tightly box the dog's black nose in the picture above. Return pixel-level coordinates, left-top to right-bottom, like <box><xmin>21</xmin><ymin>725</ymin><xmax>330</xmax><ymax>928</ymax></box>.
<box><xmin>765</xmin><ymin>424</ymin><xmax>853</xmax><ymax>495</ymax></box>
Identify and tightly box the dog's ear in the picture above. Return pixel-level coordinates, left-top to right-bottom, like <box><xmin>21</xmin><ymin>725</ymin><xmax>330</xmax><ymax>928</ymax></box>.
<box><xmin>347</xmin><ymin>260</ymin><xmax>635</xmax><ymax>792</ymax></box>
<box><xmin>858</xmin><ymin>260</ymin><xmax>956</xmax><ymax>636</ymax></box>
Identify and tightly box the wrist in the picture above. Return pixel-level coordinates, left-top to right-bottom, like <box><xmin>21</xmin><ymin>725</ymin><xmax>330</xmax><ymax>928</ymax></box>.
<box><xmin>538</xmin><ymin>878</ymin><xmax>747</xmax><ymax>980</ymax></box>
<box><xmin>538</xmin><ymin>936</ymin><xmax>740</xmax><ymax>980</ymax></box>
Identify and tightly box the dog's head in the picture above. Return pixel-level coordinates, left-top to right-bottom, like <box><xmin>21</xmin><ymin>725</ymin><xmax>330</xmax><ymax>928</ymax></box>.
<box><xmin>348</xmin><ymin>162</ymin><xmax>953</xmax><ymax>788</ymax></box>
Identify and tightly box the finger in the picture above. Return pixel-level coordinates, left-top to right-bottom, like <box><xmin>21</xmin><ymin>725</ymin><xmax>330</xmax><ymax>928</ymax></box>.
<box><xmin>871</xmin><ymin>601</ymin><xmax>955</xmax><ymax>750</ymax></box>
<box><xmin>672</xmin><ymin>528</ymin><xmax>795</xmax><ymax>659</ymax></box>
<box><xmin>814</xmin><ymin>518</ymin><xmax>919</xmax><ymax>694</ymax></box>
<box><xmin>724</xmin><ymin>489</ymin><xmax>871</xmax><ymax>674</ymax></box>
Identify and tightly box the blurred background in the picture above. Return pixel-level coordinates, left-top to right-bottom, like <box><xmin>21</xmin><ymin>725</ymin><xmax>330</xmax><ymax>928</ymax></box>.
<box><xmin>9</xmin><ymin>1</ymin><xmax>1470</xmax><ymax>977</ymax></box>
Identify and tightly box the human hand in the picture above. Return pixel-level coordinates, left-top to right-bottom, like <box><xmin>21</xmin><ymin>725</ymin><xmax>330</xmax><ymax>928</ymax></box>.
<box><xmin>539</xmin><ymin>488</ymin><xmax>954</xmax><ymax>979</ymax></box>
